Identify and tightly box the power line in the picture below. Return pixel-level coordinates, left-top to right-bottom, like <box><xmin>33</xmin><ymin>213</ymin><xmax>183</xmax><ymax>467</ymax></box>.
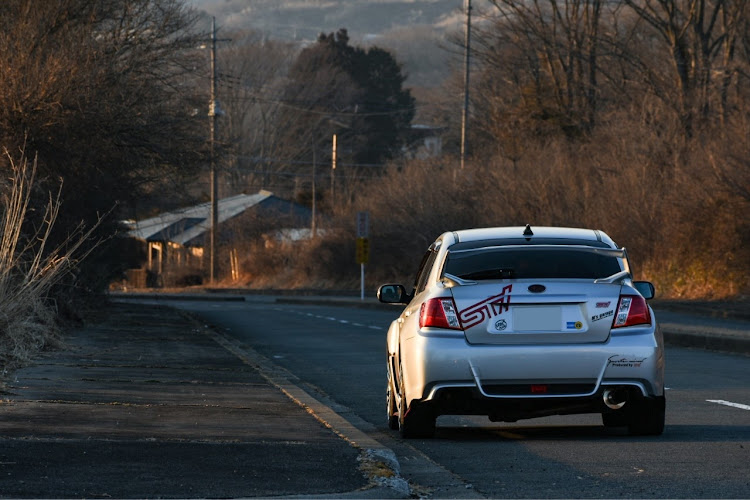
<box><xmin>220</xmin><ymin>95</ymin><xmax>419</xmax><ymax>117</ymax></box>
<box><xmin>232</xmin><ymin>154</ymin><xmax>389</xmax><ymax>169</ymax></box>
<box><xmin>199</xmin><ymin>168</ymin><xmax>379</xmax><ymax>181</ymax></box>
<box><xmin>240</xmin><ymin>169</ymin><xmax>379</xmax><ymax>180</ymax></box>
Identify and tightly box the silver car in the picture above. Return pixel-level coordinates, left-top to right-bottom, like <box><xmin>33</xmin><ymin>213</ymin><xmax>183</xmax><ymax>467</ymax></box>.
<box><xmin>378</xmin><ymin>225</ymin><xmax>665</xmax><ymax>438</ymax></box>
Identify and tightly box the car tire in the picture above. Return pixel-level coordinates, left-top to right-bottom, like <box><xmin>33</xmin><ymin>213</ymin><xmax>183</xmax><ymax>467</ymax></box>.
<box><xmin>386</xmin><ymin>364</ymin><xmax>399</xmax><ymax>430</ymax></box>
<box><xmin>397</xmin><ymin>362</ymin><xmax>436</xmax><ymax>439</ymax></box>
<box><xmin>627</xmin><ymin>396</ymin><xmax>665</xmax><ymax>436</ymax></box>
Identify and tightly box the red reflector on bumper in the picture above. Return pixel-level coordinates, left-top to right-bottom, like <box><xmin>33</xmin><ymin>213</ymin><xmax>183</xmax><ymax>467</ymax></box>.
<box><xmin>531</xmin><ymin>385</ymin><xmax>548</xmax><ymax>394</ymax></box>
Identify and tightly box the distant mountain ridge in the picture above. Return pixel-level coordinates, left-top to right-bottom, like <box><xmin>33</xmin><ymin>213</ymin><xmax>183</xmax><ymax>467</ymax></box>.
<box><xmin>190</xmin><ymin>0</ymin><xmax>470</xmax><ymax>42</ymax></box>
<box><xmin>188</xmin><ymin>0</ymin><xmax>487</xmax><ymax>88</ymax></box>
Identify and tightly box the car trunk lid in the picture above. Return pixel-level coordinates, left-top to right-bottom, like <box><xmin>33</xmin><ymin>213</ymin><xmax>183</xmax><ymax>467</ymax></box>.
<box><xmin>451</xmin><ymin>280</ymin><xmax>620</xmax><ymax>345</ymax></box>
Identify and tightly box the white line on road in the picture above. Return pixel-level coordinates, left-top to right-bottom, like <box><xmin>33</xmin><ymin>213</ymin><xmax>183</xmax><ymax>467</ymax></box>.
<box><xmin>281</xmin><ymin>308</ymin><xmax>384</xmax><ymax>331</ymax></box>
<box><xmin>707</xmin><ymin>399</ymin><xmax>750</xmax><ymax>411</ymax></box>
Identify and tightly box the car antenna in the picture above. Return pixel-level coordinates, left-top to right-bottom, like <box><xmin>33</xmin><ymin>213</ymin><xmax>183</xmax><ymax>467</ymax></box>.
<box><xmin>523</xmin><ymin>224</ymin><xmax>534</xmax><ymax>237</ymax></box>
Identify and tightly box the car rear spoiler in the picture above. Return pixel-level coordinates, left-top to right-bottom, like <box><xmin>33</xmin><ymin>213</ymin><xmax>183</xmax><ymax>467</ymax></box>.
<box><xmin>442</xmin><ymin>245</ymin><xmax>632</xmax><ymax>286</ymax></box>
<box><xmin>593</xmin><ymin>270</ymin><xmax>631</xmax><ymax>284</ymax></box>
<box><xmin>442</xmin><ymin>273</ymin><xmax>477</xmax><ymax>287</ymax></box>
<box><xmin>448</xmin><ymin>244</ymin><xmax>627</xmax><ymax>258</ymax></box>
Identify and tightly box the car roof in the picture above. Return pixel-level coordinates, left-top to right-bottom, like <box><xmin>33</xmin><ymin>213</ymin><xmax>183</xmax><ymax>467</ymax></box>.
<box><xmin>444</xmin><ymin>226</ymin><xmax>619</xmax><ymax>249</ymax></box>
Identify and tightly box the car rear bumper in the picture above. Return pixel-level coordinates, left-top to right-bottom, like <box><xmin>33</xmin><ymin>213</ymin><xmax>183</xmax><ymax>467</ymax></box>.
<box><xmin>403</xmin><ymin>324</ymin><xmax>665</xmax><ymax>411</ymax></box>
<box><xmin>419</xmin><ymin>384</ymin><xmax>664</xmax><ymax>422</ymax></box>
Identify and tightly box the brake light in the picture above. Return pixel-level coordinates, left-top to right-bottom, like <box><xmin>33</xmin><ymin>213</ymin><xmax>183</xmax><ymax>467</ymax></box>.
<box><xmin>612</xmin><ymin>295</ymin><xmax>651</xmax><ymax>328</ymax></box>
<box><xmin>419</xmin><ymin>298</ymin><xmax>462</xmax><ymax>330</ymax></box>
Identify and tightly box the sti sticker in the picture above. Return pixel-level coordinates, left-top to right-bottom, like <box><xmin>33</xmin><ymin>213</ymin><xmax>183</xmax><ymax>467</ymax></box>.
<box><xmin>459</xmin><ymin>284</ymin><xmax>513</xmax><ymax>329</ymax></box>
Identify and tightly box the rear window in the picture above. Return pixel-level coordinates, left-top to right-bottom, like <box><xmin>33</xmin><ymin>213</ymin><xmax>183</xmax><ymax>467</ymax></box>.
<box><xmin>444</xmin><ymin>248</ymin><xmax>622</xmax><ymax>280</ymax></box>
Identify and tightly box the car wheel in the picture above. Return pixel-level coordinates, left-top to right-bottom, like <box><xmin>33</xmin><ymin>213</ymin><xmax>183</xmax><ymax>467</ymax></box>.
<box><xmin>397</xmin><ymin>362</ymin><xmax>436</xmax><ymax>439</ymax></box>
<box><xmin>627</xmin><ymin>397</ymin><xmax>665</xmax><ymax>436</ymax></box>
<box><xmin>386</xmin><ymin>364</ymin><xmax>399</xmax><ymax>430</ymax></box>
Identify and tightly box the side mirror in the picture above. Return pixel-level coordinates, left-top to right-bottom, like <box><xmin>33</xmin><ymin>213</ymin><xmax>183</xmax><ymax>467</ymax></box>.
<box><xmin>377</xmin><ymin>284</ymin><xmax>408</xmax><ymax>304</ymax></box>
<box><xmin>633</xmin><ymin>281</ymin><xmax>655</xmax><ymax>300</ymax></box>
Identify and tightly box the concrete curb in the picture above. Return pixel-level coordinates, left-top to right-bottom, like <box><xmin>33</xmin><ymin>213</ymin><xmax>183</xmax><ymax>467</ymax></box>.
<box><xmin>662</xmin><ymin>329</ymin><xmax>750</xmax><ymax>355</ymax></box>
<box><xmin>109</xmin><ymin>291</ymin><xmax>246</xmax><ymax>301</ymax></box>
<box><xmin>652</xmin><ymin>299</ymin><xmax>750</xmax><ymax>321</ymax></box>
<box><xmin>184</xmin><ymin>311</ymin><xmax>412</xmax><ymax>498</ymax></box>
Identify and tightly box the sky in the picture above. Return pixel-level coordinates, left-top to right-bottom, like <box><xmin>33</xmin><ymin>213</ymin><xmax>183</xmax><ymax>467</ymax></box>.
<box><xmin>186</xmin><ymin>0</ymin><xmax>474</xmax><ymax>42</ymax></box>
<box><xmin>185</xmin><ymin>1</ymin><xmax>488</xmax><ymax>88</ymax></box>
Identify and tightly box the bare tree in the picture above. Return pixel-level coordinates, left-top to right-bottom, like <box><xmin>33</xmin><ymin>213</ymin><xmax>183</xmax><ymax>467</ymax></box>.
<box><xmin>474</xmin><ymin>0</ymin><xmax>605</xmax><ymax>139</ymax></box>
<box><xmin>0</xmin><ymin>0</ymin><xmax>209</xmax><ymax>292</ymax></box>
<box><xmin>620</xmin><ymin>0</ymin><xmax>750</xmax><ymax>132</ymax></box>
<box><xmin>216</xmin><ymin>31</ymin><xmax>299</xmax><ymax>195</ymax></box>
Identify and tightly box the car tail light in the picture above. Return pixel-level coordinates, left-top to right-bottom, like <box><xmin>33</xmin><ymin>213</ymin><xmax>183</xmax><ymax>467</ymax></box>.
<box><xmin>612</xmin><ymin>295</ymin><xmax>651</xmax><ymax>328</ymax></box>
<box><xmin>420</xmin><ymin>298</ymin><xmax>462</xmax><ymax>330</ymax></box>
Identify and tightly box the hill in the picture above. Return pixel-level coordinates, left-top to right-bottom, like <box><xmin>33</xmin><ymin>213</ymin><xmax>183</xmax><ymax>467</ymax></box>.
<box><xmin>187</xmin><ymin>0</ymin><xmax>487</xmax><ymax>87</ymax></box>
<box><xmin>190</xmin><ymin>0</ymin><xmax>467</xmax><ymax>40</ymax></box>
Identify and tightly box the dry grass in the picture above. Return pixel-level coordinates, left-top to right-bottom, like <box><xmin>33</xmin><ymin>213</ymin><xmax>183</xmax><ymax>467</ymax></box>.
<box><xmin>231</xmin><ymin>115</ymin><xmax>748</xmax><ymax>300</ymax></box>
<box><xmin>0</xmin><ymin>149</ymin><xmax>100</xmax><ymax>372</ymax></box>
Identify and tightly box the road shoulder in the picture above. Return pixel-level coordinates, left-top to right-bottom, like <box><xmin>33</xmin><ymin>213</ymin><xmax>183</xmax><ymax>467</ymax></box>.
<box><xmin>0</xmin><ymin>302</ymin><xmax>376</xmax><ymax>498</ymax></box>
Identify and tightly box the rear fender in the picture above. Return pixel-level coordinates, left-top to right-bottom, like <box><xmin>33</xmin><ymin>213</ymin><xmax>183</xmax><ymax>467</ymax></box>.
<box><xmin>386</xmin><ymin>319</ymin><xmax>400</xmax><ymax>357</ymax></box>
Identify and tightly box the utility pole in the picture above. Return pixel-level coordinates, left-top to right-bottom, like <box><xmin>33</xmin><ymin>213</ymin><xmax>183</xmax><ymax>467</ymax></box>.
<box><xmin>460</xmin><ymin>0</ymin><xmax>472</xmax><ymax>171</ymax></box>
<box><xmin>208</xmin><ymin>16</ymin><xmax>219</xmax><ymax>283</ymax></box>
<box><xmin>311</xmin><ymin>142</ymin><xmax>317</xmax><ymax>238</ymax></box>
<box><xmin>206</xmin><ymin>17</ymin><xmax>230</xmax><ymax>282</ymax></box>
<box><xmin>331</xmin><ymin>133</ymin><xmax>337</xmax><ymax>201</ymax></box>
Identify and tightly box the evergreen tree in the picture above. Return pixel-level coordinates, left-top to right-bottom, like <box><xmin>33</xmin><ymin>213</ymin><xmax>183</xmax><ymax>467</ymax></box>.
<box><xmin>283</xmin><ymin>29</ymin><xmax>415</xmax><ymax>167</ymax></box>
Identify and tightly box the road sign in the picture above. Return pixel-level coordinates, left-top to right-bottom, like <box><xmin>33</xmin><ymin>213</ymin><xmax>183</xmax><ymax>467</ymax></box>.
<box><xmin>357</xmin><ymin>211</ymin><xmax>369</xmax><ymax>238</ymax></box>
<box><xmin>355</xmin><ymin>212</ymin><xmax>370</xmax><ymax>300</ymax></box>
<box><xmin>356</xmin><ymin>237</ymin><xmax>370</xmax><ymax>264</ymax></box>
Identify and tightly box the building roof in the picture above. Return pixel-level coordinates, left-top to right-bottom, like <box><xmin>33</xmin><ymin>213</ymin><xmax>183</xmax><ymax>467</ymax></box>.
<box><xmin>126</xmin><ymin>190</ymin><xmax>311</xmax><ymax>246</ymax></box>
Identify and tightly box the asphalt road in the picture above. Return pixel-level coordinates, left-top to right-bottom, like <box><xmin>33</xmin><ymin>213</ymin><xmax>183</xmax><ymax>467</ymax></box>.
<box><xmin>168</xmin><ymin>296</ymin><xmax>750</xmax><ymax>499</ymax></box>
<box><xmin>2</xmin><ymin>296</ymin><xmax>748</xmax><ymax>498</ymax></box>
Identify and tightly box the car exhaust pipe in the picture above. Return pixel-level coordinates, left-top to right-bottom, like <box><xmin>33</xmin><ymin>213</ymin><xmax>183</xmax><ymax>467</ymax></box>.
<box><xmin>603</xmin><ymin>389</ymin><xmax>627</xmax><ymax>410</ymax></box>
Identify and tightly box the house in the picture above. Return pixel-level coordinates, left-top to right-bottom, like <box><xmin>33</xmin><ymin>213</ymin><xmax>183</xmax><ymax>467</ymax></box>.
<box><xmin>403</xmin><ymin>124</ymin><xmax>445</xmax><ymax>159</ymax></box>
<box><xmin>124</xmin><ymin>190</ymin><xmax>312</xmax><ymax>286</ymax></box>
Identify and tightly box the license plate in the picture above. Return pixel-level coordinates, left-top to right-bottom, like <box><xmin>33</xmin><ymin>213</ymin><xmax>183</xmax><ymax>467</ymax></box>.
<box><xmin>513</xmin><ymin>306</ymin><xmax>562</xmax><ymax>332</ymax></box>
